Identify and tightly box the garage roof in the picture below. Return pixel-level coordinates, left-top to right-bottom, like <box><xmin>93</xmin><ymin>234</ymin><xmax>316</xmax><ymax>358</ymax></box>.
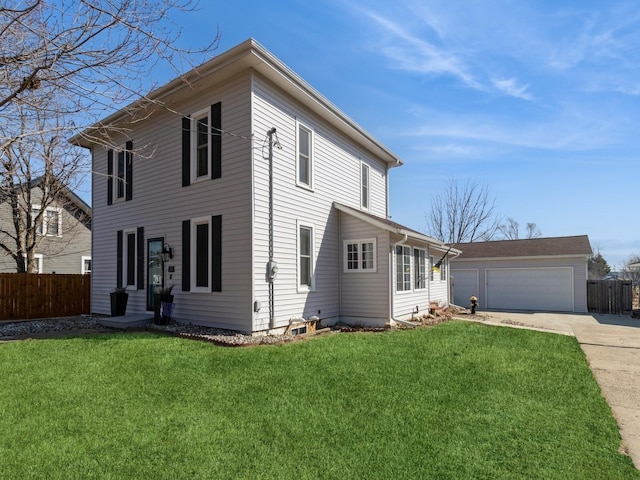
<box><xmin>452</xmin><ymin>235</ymin><xmax>592</xmax><ymax>259</ymax></box>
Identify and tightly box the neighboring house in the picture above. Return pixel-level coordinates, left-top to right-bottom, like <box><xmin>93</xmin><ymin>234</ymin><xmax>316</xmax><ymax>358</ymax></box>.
<box><xmin>71</xmin><ymin>38</ymin><xmax>458</xmax><ymax>333</ymax></box>
<box><xmin>450</xmin><ymin>235</ymin><xmax>592</xmax><ymax>313</ymax></box>
<box><xmin>0</xmin><ymin>178</ymin><xmax>92</xmax><ymax>274</ymax></box>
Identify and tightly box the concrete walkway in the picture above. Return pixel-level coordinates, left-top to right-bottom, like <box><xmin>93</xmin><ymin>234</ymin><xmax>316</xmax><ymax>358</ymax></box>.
<box><xmin>474</xmin><ymin>311</ymin><xmax>640</xmax><ymax>469</ymax></box>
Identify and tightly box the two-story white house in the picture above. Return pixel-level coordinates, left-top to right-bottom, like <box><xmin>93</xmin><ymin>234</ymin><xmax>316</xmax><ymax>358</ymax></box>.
<box><xmin>72</xmin><ymin>39</ymin><xmax>458</xmax><ymax>334</ymax></box>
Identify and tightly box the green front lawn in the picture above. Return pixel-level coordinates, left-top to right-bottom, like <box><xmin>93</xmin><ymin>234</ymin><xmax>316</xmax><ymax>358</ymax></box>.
<box><xmin>0</xmin><ymin>322</ymin><xmax>636</xmax><ymax>479</ymax></box>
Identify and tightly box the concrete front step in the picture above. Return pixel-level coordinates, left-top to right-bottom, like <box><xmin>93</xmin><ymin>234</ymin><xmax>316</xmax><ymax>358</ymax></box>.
<box><xmin>98</xmin><ymin>314</ymin><xmax>153</xmax><ymax>330</ymax></box>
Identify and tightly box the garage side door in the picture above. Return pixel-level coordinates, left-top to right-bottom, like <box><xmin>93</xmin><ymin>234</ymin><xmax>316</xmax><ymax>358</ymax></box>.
<box><xmin>486</xmin><ymin>267</ymin><xmax>574</xmax><ymax>312</ymax></box>
<box><xmin>452</xmin><ymin>269</ymin><xmax>478</xmax><ymax>307</ymax></box>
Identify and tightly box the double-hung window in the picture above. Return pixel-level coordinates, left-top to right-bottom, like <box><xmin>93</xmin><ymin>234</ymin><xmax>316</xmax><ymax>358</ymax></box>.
<box><xmin>192</xmin><ymin>109</ymin><xmax>210</xmax><ymax>181</ymax></box>
<box><xmin>361</xmin><ymin>163</ymin><xmax>370</xmax><ymax>209</ymax></box>
<box><xmin>298</xmin><ymin>223</ymin><xmax>314</xmax><ymax>291</ymax></box>
<box><xmin>344</xmin><ymin>239</ymin><xmax>376</xmax><ymax>272</ymax></box>
<box><xmin>297</xmin><ymin>122</ymin><xmax>313</xmax><ymax>188</ymax></box>
<box><xmin>124</xmin><ymin>231</ymin><xmax>136</xmax><ymax>287</ymax></box>
<box><xmin>414</xmin><ymin>248</ymin><xmax>426</xmax><ymax>290</ymax></box>
<box><xmin>183</xmin><ymin>215</ymin><xmax>222</xmax><ymax>293</ymax></box>
<box><xmin>396</xmin><ymin>245</ymin><xmax>411</xmax><ymax>292</ymax></box>
<box><xmin>192</xmin><ymin>218</ymin><xmax>210</xmax><ymax>291</ymax></box>
<box><xmin>32</xmin><ymin>206</ymin><xmax>62</xmax><ymax>236</ymax></box>
<box><xmin>441</xmin><ymin>259</ymin><xmax>447</xmax><ymax>281</ymax></box>
<box><xmin>107</xmin><ymin>141</ymin><xmax>133</xmax><ymax>204</ymax></box>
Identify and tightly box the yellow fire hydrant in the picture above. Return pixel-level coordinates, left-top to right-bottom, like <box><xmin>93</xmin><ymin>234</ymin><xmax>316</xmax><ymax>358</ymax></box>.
<box><xmin>470</xmin><ymin>296</ymin><xmax>478</xmax><ymax>314</ymax></box>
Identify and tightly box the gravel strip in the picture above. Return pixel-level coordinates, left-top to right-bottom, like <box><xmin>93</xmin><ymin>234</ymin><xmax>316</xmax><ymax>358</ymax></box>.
<box><xmin>0</xmin><ymin>316</ymin><xmax>304</xmax><ymax>346</ymax></box>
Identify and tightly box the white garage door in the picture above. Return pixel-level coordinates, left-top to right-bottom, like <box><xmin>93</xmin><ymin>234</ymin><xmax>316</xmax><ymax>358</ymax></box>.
<box><xmin>452</xmin><ymin>270</ymin><xmax>479</xmax><ymax>307</ymax></box>
<box><xmin>486</xmin><ymin>267</ymin><xmax>574</xmax><ymax>312</ymax></box>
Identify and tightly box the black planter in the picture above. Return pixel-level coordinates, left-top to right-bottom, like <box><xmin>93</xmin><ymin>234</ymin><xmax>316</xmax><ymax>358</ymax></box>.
<box><xmin>154</xmin><ymin>294</ymin><xmax>174</xmax><ymax>325</ymax></box>
<box><xmin>110</xmin><ymin>292</ymin><xmax>129</xmax><ymax>317</ymax></box>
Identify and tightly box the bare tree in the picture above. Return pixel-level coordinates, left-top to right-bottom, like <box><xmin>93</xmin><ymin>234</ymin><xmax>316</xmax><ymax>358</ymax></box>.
<box><xmin>0</xmin><ymin>1</ymin><xmax>219</xmax><ymax>271</ymax></box>
<box><xmin>497</xmin><ymin>218</ymin><xmax>542</xmax><ymax>240</ymax></box>
<box><xmin>426</xmin><ymin>179</ymin><xmax>501</xmax><ymax>243</ymax></box>
<box><xmin>525</xmin><ymin>222</ymin><xmax>542</xmax><ymax>239</ymax></box>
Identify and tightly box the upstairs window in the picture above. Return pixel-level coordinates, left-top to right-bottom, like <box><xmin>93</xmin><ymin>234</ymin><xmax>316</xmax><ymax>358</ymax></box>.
<box><xmin>361</xmin><ymin>163</ymin><xmax>370</xmax><ymax>209</ymax></box>
<box><xmin>32</xmin><ymin>206</ymin><xmax>62</xmax><ymax>236</ymax></box>
<box><xmin>396</xmin><ymin>245</ymin><xmax>411</xmax><ymax>292</ymax></box>
<box><xmin>183</xmin><ymin>103</ymin><xmax>221</xmax><ymax>186</ymax></box>
<box><xmin>297</xmin><ymin>123</ymin><xmax>313</xmax><ymax>188</ymax></box>
<box><xmin>107</xmin><ymin>140</ymin><xmax>133</xmax><ymax>204</ymax></box>
<box><xmin>192</xmin><ymin>109</ymin><xmax>210</xmax><ymax>180</ymax></box>
<box><xmin>344</xmin><ymin>239</ymin><xmax>376</xmax><ymax>272</ymax></box>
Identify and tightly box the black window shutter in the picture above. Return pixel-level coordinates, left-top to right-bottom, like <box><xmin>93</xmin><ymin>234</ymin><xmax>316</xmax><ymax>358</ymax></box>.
<box><xmin>107</xmin><ymin>150</ymin><xmax>113</xmax><ymax>205</ymax></box>
<box><xmin>211</xmin><ymin>102</ymin><xmax>222</xmax><ymax>179</ymax></box>
<box><xmin>211</xmin><ymin>215</ymin><xmax>222</xmax><ymax>292</ymax></box>
<box><xmin>182</xmin><ymin>116</ymin><xmax>191</xmax><ymax>187</ymax></box>
<box><xmin>125</xmin><ymin>141</ymin><xmax>133</xmax><ymax>201</ymax></box>
<box><xmin>182</xmin><ymin>220</ymin><xmax>191</xmax><ymax>291</ymax></box>
<box><xmin>116</xmin><ymin>230</ymin><xmax>123</xmax><ymax>288</ymax></box>
<box><xmin>136</xmin><ymin>226</ymin><xmax>144</xmax><ymax>289</ymax></box>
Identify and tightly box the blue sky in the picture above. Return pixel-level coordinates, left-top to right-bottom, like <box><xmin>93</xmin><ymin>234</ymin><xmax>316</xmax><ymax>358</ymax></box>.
<box><xmin>112</xmin><ymin>1</ymin><xmax>640</xmax><ymax>268</ymax></box>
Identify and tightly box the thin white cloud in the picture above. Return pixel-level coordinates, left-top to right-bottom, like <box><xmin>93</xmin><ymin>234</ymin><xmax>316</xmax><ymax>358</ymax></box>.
<box><xmin>359</xmin><ymin>9</ymin><xmax>482</xmax><ymax>89</ymax></box>
<box><xmin>492</xmin><ymin>78</ymin><xmax>534</xmax><ymax>101</ymax></box>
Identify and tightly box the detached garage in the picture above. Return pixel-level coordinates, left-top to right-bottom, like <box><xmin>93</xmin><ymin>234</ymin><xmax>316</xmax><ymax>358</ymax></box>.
<box><xmin>451</xmin><ymin>236</ymin><xmax>592</xmax><ymax>313</ymax></box>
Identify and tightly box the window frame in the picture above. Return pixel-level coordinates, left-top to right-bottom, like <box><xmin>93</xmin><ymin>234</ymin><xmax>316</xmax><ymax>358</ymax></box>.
<box><xmin>190</xmin><ymin>216</ymin><xmax>211</xmax><ymax>293</ymax></box>
<box><xmin>414</xmin><ymin>248</ymin><xmax>426</xmax><ymax>290</ymax></box>
<box><xmin>23</xmin><ymin>253</ymin><xmax>43</xmax><ymax>273</ymax></box>
<box><xmin>81</xmin><ymin>256</ymin><xmax>92</xmax><ymax>274</ymax></box>
<box><xmin>191</xmin><ymin>108</ymin><xmax>210</xmax><ymax>183</ymax></box>
<box><xmin>296</xmin><ymin>121</ymin><xmax>313</xmax><ymax>190</ymax></box>
<box><xmin>32</xmin><ymin>205</ymin><xmax>62</xmax><ymax>237</ymax></box>
<box><xmin>360</xmin><ymin>162</ymin><xmax>370</xmax><ymax>210</ymax></box>
<box><xmin>123</xmin><ymin>230</ymin><xmax>137</xmax><ymax>288</ymax></box>
<box><xmin>441</xmin><ymin>258</ymin><xmax>447</xmax><ymax>281</ymax></box>
<box><xmin>297</xmin><ymin>222</ymin><xmax>315</xmax><ymax>292</ymax></box>
<box><xmin>343</xmin><ymin>238</ymin><xmax>377</xmax><ymax>273</ymax></box>
<box><xmin>396</xmin><ymin>245</ymin><xmax>412</xmax><ymax>292</ymax></box>
<box><xmin>429</xmin><ymin>255</ymin><xmax>435</xmax><ymax>281</ymax></box>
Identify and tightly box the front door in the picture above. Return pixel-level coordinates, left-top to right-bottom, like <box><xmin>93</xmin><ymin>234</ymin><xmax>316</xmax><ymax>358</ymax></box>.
<box><xmin>147</xmin><ymin>238</ymin><xmax>164</xmax><ymax>311</ymax></box>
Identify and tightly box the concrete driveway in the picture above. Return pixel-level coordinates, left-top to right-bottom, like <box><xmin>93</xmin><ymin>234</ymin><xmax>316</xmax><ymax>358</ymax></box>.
<box><xmin>473</xmin><ymin>311</ymin><xmax>640</xmax><ymax>470</ymax></box>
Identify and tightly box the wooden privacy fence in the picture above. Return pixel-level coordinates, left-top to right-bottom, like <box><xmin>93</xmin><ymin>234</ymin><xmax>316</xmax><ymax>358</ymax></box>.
<box><xmin>0</xmin><ymin>273</ymin><xmax>90</xmax><ymax>321</ymax></box>
<box><xmin>587</xmin><ymin>280</ymin><xmax>632</xmax><ymax>315</ymax></box>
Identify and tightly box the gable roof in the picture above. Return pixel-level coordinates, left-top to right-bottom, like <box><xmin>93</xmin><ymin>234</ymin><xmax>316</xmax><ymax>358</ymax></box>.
<box><xmin>0</xmin><ymin>176</ymin><xmax>92</xmax><ymax>229</ymax></box>
<box><xmin>335</xmin><ymin>203</ymin><xmax>460</xmax><ymax>253</ymax></box>
<box><xmin>70</xmin><ymin>38</ymin><xmax>403</xmax><ymax>168</ymax></box>
<box><xmin>452</xmin><ymin>235</ymin><xmax>592</xmax><ymax>260</ymax></box>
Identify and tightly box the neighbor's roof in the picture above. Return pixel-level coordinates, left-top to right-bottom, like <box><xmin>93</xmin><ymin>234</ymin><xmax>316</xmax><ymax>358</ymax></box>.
<box><xmin>335</xmin><ymin>203</ymin><xmax>460</xmax><ymax>253</ymax></box>
<box><xmin>452</xmin><ymin>235</ymin><xmax>592</xmax><ymax>260</ymax></box>
<box><xmin>70</xmin><ymin>38</ymin><xmax>403</xmax><ymax>168</ymax></box>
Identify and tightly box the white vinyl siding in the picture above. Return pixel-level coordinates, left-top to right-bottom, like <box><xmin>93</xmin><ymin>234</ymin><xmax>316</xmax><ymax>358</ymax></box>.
<box><xmin>90</xmin><ymin>75</ymin><xmax>254</xmax><ymax>329</ymax></box>
<box><xmin>338</xmin><ymin>213</ymin><xmax>389</xmax><ymax>325</ymax></box>
<box><xmin>251</xmin><ymin>73</ymin><xmax>389</xmax><ymax>331</ymax></box>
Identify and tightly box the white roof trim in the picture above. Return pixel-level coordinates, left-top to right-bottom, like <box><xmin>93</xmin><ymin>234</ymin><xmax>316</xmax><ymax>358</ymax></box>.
<box><xmin>335</xmin><ymin>203</ymin><xmax>459</xmax><ymax>252</ymax></box>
